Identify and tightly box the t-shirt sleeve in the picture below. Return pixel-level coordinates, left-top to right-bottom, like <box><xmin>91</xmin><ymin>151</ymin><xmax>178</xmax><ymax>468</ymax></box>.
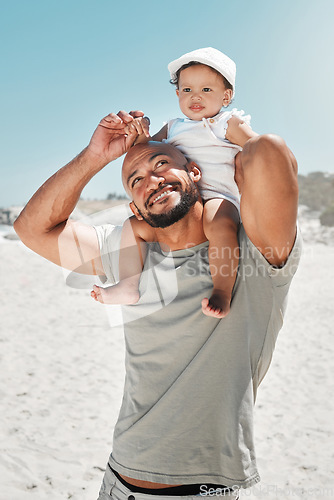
<box><xmin>241</xmin><ymin>224</ymin><xmax>302</xmax><ymax>389</ymax></box>
<box><xmin>244</xmin><ymin>223</ymin><xmax>302</xmax><ymax>287</ymax></box>
<box><xmin>93</xmin><ymin>224</ymin><xmax>123</xmax><ymax>284</ymax></box>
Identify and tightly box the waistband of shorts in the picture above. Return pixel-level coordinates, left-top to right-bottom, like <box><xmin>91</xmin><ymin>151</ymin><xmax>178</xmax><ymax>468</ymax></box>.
<box><xmin>109</xmin><ymin>465</ymin><xmax>234</xmax><ymax>497</ymax></box>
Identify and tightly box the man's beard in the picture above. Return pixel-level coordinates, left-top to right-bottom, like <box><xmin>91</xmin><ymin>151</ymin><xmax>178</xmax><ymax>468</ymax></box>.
<box><xmin>135</xmin><ymin>177</ymin><xmax>198</xmax><ymax>229</ymax></box>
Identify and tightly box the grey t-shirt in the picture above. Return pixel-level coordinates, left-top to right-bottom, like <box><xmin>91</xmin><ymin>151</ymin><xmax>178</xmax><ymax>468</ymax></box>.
<box><xmin>94</xmin><ymin>223</ymin><xmax>302</xmax><ymax>489</ymax></box>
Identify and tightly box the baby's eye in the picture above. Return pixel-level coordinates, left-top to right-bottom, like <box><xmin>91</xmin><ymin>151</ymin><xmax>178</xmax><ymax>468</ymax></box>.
<box><xmin>182</xmin><ymin>88</ymin><xmax>191</xmax><ymax>92</ymax></box>
<box><xmin>203</xmin><ymin>88</ymin><xmax>212</xmax><ymax>92</ymax></box>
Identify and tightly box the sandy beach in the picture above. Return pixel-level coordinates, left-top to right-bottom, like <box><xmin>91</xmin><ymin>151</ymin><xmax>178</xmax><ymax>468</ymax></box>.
<box><xmin>1</xmin><ymin>208</ymin><xmax>333</xmax><ymax>500</ymax></box>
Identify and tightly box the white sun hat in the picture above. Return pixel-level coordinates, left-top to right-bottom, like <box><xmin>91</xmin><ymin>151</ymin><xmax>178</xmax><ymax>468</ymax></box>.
<box><xmin>168</xmin><ymin>47</ymin><xmax>236</xmax><ymax>97</ymax></box>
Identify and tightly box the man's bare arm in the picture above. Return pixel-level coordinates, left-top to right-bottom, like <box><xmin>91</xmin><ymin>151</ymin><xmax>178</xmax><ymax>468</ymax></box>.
<box><xmin>14</xmin><ymin>111</ymin><xmax>145</xmax><ymax>274</ymax></box>
<box><xmin>235</xmin><ymin>134</ymin><xmax>298</xmax><ymax>267</ymax></box>
<box><xmin>223</xmin><ymin>116</ymin><xmax>298</xmax><ymax>267</ymax></box>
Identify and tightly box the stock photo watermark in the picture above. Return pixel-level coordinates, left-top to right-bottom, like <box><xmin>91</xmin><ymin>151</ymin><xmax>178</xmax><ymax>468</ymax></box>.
<box><xmin>241</xmin><ymin>484</ymin><xmax>334</xmax><ymax>497</ymax></box>
<box><xmin>199</xmin><ymin>483</ymin><xmax>334</xmax><ymax>497</ymax></box>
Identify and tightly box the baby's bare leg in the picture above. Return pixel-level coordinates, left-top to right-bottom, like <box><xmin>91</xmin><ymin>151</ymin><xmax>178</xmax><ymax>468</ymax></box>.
<box><xmin>202</xmin><ymin>199</ymin><xmax>239</xmax><ymax>318</ymax></box>
<box><xmin>91</xmin><ymin>218</ymin><xmax>145</xmax><ymax>305</ymax></box>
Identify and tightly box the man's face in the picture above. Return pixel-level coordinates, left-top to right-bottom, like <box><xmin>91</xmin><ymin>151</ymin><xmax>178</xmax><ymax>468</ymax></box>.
<box><xmin>122</xmin><ymin>142</ymin><xmax>200</xmax><ymax>228</ymax></box>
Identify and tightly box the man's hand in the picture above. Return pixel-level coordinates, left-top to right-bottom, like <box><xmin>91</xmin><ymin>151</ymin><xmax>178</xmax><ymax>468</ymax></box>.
<box><xmin>87</xmin><ymin>110</ymin><xmax>150</xmax><ymax>164</ymax></box>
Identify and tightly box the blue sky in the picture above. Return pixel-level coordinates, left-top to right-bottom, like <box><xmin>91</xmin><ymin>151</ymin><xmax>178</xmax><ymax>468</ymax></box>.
<box><xmin>1</xmin><ymin>0</ymin><xmax>334</xmax><ymax>207</ymax></box>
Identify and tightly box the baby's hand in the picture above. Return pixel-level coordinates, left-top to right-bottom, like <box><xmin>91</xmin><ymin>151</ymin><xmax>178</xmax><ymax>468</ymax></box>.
<box><xmin>124</xmin><ymin>116</ymin><xmax>150</xmax><ymax>145</ymax></box>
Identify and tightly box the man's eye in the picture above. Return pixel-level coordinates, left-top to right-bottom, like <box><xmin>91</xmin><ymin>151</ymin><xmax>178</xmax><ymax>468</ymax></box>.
<box><xmin>203</xmin><ymin>88</ymin><xmax>212</xmax><ymax>92</ymax></box>
<box><xmin>156</xmin><ymin>160</ymin><xmax>168</xmax><ymax>167</ymax></box>
<box><xmin>132</xmin><ymin>177</ymin><xmax>142</xmax><ymax>188</ymax></box>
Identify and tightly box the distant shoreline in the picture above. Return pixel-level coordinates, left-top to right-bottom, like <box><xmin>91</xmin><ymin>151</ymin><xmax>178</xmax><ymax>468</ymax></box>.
<box><xmin>0</xmin><ymin>198</ymin><xmax>130</xmax><ymax>227</ymax></box>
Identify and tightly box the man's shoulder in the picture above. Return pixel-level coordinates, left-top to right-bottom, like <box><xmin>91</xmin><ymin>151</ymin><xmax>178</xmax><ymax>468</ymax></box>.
<box><xmin>94</xmin><ymin>224</ymin><xmax>123</xmax><ymax>283</ymax></box>
<box><xmin>94</xmin><ymin>223</ymin><xmax>122</xmax><ymax>245</ymax></box>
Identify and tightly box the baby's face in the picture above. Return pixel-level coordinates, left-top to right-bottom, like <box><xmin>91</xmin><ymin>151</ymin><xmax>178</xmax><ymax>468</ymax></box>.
<box><xmin>176</xmin><ymin>64</ymin><xmax>232</xmax><ymax>121</ymax></box>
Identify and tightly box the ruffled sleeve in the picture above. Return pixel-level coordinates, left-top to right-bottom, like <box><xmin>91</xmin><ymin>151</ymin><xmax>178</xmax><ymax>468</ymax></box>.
<box><xmin>217</xmin><ymin>108</ymin><xmax>251</xmax><ymax>140</ymax></box>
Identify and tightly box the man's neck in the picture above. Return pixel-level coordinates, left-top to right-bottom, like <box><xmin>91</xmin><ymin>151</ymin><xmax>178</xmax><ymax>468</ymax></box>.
<box><xmin>154</xmin><ymin>200</ymin><xmax>207</xmax><ymax>251</ymax></box>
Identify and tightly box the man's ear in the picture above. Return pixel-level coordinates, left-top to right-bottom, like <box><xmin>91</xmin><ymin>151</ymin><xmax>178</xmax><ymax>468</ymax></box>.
<box><xmin>187</xmin><ymin>161</ymin><xmax>202</xmax><ymax>183</ymax></box>
<box><xmin>129</xmin><ymin>201</ymin><xmax>143</xmax><ymax>221</ymax></box>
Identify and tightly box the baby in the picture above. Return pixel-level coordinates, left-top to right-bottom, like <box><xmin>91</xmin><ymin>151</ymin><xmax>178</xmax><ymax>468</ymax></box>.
<box><xmin>92</xmin><ymin>47</ymin><xmax>257</xmax><ymax>318</ymax></box>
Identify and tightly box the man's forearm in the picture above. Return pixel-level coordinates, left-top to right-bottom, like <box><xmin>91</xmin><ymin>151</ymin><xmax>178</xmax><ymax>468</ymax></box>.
<box><xmin>14</xmin><ymin>147</ymin><xmax>107</xmax><ymax>238</ymax></box>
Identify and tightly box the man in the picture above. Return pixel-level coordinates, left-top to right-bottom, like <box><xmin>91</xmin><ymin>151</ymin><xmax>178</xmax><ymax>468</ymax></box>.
<box><xmin>14</xmin><ymin>110</ymin><xmax>301</xmax><ymax>499</ymax></box>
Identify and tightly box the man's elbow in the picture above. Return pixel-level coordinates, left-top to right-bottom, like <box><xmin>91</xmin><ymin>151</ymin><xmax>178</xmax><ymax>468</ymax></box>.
<box><xmin>13</xmin><ymin>210</ymin><xmax>40</xmax><ymax>248</ymax></box>
<box><xmin>14</xmin><ymin>212</ymin><xmax>31</xmax><ymax>245</ymax></box>
<box><xmin>13</xmin><ymin>212</ymin><xmax>25</xmax><ymax>238</ymax></box>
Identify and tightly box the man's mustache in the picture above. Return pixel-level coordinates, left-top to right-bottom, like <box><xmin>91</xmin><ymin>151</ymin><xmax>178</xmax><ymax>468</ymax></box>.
<box><xmin>145</xmin><ymin>183</ymin><xmax>181</xmax><ymax>209</ymax></box>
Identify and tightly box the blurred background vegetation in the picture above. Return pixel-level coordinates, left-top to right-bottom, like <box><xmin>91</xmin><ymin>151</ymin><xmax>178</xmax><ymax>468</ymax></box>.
<box><xmin>298</xmin><ymin>172</ymin><xmax>334</xmax><ymax>226</ymax></box>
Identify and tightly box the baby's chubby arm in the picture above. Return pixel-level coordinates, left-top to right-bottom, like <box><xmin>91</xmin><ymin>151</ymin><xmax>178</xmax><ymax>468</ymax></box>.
<box><xmin>225</xmin><ymin>115</ymin><xmax>258</xmax><ymax>148</ymax></box>
<box><xmin>128</xmin><ymin>118</ymin><xmax>168</xmax><ymax>144</ymax></box>
<box><xmin>151</xmin><ymin>124</ymin><xmax>168</xmax><ymax>142</ymax></box>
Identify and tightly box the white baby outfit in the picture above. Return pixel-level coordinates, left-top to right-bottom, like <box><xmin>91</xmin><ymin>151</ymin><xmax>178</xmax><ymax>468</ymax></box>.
<box><xmin>165</xmin><ymin>108</ymin><xmax>251</xmax><ymax>211</ymax></box>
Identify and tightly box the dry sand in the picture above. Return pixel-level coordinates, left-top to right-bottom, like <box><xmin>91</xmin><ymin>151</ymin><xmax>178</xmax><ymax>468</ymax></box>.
<box><xmin>1</xmin><ymin>208</ymin><xmax>333</xmax><ymax>500</ymax></box>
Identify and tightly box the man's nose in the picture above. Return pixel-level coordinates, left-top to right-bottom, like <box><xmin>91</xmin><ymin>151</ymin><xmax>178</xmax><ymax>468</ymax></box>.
<box><xmin>146</xmin><ymin>172</ymin><xmax>165</xmax><ymax>190</ymax></box>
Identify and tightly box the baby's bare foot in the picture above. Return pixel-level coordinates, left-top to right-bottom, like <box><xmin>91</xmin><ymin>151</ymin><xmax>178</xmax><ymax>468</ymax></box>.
<box><xmin>201</xmin><ymin>289</ymin><xmax>231</xmax><ymax>318</ymax></box>
<box><xmin>91</xmin><ymin>282</ymin><xmax>140</xmax><ymax>305</ymax></box>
